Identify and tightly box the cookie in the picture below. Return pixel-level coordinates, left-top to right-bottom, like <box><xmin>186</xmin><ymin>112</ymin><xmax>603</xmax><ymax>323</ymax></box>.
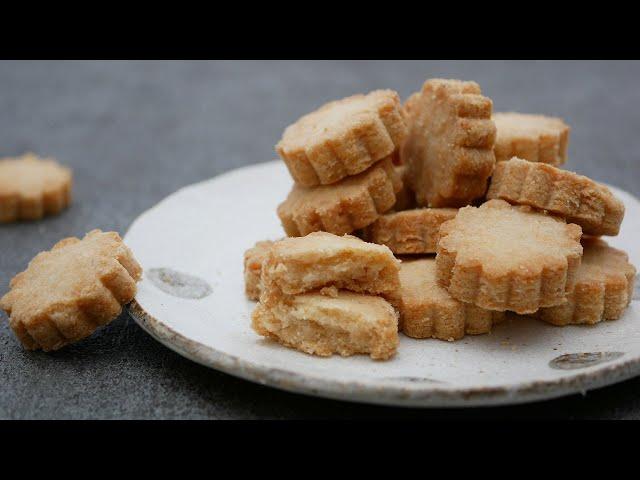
<box><xmin>487</xmin><ymin>157</ymin><xmax>624</xmax><ymax>236</ymax></box>
<box><xmin>244</xmin><ymin>240</ymin><xmax>274</xmax><ymax>301</ymax></box>
<box><xmin>362</xmin><ymin>208</ymin><xmax>458</xmax><ymax>254</ymax></box>
<box><xmin>493</xmin><ymin>112</ymin><xmax>570</xmax><ymax>165</ymax></box>
<box><xmin>401</xmin><ymin>79</ymin><xmax>496</xmax><ymax>207</ymax></box>
<box><xmin>436</xmin><ymin>199</ymin><xmax>583</xmax><ymax>314</ymax></box>
<box><xmin>0</xmin><ymin>229</ymin><xmax>142</xmax><ymax>351</ymax></box>
<box><xmin>277</xmin><ymin>157</ymin><xmax>401</xmax><ymax>237</ymax></box>
<box><xmin>276</xmin><ymin>90</ymin><xmax>407</xmax><ymax>187</ymax></box>
<box><xmin>536</xmin><ymin>238</ymin><xmax>636</xmax><ymax>325</ymax></box>
<box><xmin>399</xmin><ymin>258</ymin><xmax>505</xmax><ymax>340</ymax></box>
<box><xmin>260</xmin><ymin>231</ymin><xmax>400</xmax><ymax>305</ymax></box>
<box><xmin>0</xmin><ymin>152</ymin><xmax>72</xmax><ymax>223</ymax></box>
<box><xmin>391</xmin><ymin>164</ymin><xmax>415</xmax><ymax>211</ymax></box>
<box><xmin>252</xmin><ymin>290</ymin><xmax>399</xmax><ymax>360</ymax></box>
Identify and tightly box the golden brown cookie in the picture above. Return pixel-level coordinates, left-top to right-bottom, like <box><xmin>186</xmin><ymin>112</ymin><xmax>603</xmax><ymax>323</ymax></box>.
<box><xmin>493</xmin><ymin>112</ymin><xmax>570</xmax><ymax>165</ymax></box>
<box><xmin>276</xmin><ymin>90</ymin><xmax>407</xmax><ymax>187</ymax></box>
<box><xmin>244</xmin><ymin>240</ymin><xmax>275</xmax><ymax>300</ymax></box>
<box><xmin>252</xmin><ymin>290</ymin><xmax>399</xmax><ymax>360</ymax></box>
<box><xmin>277</xmin><ymin>157</ymin><xmax>401</xmax><ymax>237</ymax></box>
<box><xmin>0</xmin><ymin>152</ymin><xmax>72</xmax><ymax>223</ymax></box>
<box><xmin>0</xmin><ymin>230</ymin><xmax>142</xmax><ymax>351</ymax></box>
<box><xmin>536</xmin><ymin>238</ymin><xmax>636</xmax><ymax>325</ymax></box>
<box><xmin>399</xmin><ymin>258</ymin><xmax>505</xmax><ymax>340</ymax></box>
<box><xmin>362</xmin><ymin>208</ymin><xmax>458</xmax><ymax>254</ymax></box>
<box><xmin>487</xmin><ymin>157</ymin><xmax>624</xmax><ymax>236</ymax></box>
<box><xmin>260</xmin><ymin>232</ymin><xmax>400</xmax><ymax>306</ymax></box>
<box><xmin>436</xmin><ymin>199</ymin><xmax>583</xmax><ymax>314</ymax></box>
<box><xmin>401</xmin><ymin>79</ymin><xmax>496</xmax><ymax>207</ymax></box>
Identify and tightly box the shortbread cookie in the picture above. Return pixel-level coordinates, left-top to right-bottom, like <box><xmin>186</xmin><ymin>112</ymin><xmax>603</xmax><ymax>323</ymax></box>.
<box><xmin>0</xmin><ymin>230</ymin><xmax>142</xmax><ymax>351</ymax></box>
<box><xmin>260</xmin><ymin>232</ymin><xmax>400</xmax><ymax>305</ymax></box>
<box><xmin>0</xmin><ymin>152</ymin><xmax>72</xmax><ymax>223</ymax></box>
<box><xmin>362</xmin><ymin>208</ymin><xmax>458</xmax><ymax>254</ymax></box>
<box><xmin>391</xmin><ymin>164</ymin><xmax>415</xmax><ymax>210</ymax></box>
<box><xmin>401</xmin><ymin>79</ymin><xmax>496</xmax><ymax>207</ymax></box>
<box><xmin>244</xmin><ymin>240</ymin><xmax>274</xmax><ymax>300</ymax></box>
<box><xmin>487</xmin><ymin>157</ymin><xmax>624</xmax><ymax>236</ymax></box>
<box><xmin>400</xmin><ymin>258</ymin><xmax>505</xmax><ymax>340</ymax></box>
<box><xmin>536</xmin><ymin>238</ymin><xmax>636</xmax><ymax>325</ymax></box>
<box><xmin>493</xmin><ymin>112</ymin><xmax>570</xmax><ymax>165</ymax></box>
<box><xmin>436</xmin><ymin>199</ymin><xmax>583</xmax><ymax>314</ymax></box>
<box><xmin>276</xmin><ymin>90</ymin><xmax>407</xmax><ymax>187</ymax></box>
<box><xmin>278</xmin><ymin>157</ymin><xmax>401</xmax><ymax>237</ymax></box>
<box><xmin>252</xmin><ymin>291</ymin><xmax>399</xmax><ymax>360</ymax></box>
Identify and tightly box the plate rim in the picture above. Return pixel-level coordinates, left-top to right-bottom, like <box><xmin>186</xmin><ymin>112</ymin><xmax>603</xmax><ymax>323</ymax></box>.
<box><xmin>128</xmin><ymin>299</ymin><xmax>640</xmax><ymax>407</ymax></box>
<box><xmin>125</xmin><ymin>161</ymin><xmax>640</xmax><ymax>408</ymax></box>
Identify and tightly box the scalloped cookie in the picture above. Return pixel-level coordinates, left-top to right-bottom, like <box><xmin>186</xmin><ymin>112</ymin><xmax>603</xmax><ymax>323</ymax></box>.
<box><xmin>401</xmin><ymin>79</ymin><xmax>496</xmax><ymax>207</ymax></box>
<box><xmin>487</xmin><ymin>157</ymin><xmax>624</xmax><ymax>236</ymax></box>
<box><xmin>276</xmin><ymin>90</ymin><xmax>407</xmax><ymax>186</ymax></box>
<box><xmin>252</xmin><ymin>291</ymin><xmax>399</xmax><ymax>360</ymax></box>
<box><xmin>0</xmin><ymin>152</ymin><xmax>72</xmax><ymax>223</ymax></box>
<box><xmin>362</xmin><ymin>208</ymin><xmax>458</xmax><ymax>254</ymax></box>
<box><xmin>436</xmin><ymin>199</ymin><xmax>583</xmax><ymax>314</ymax></box>
<box><xmin>0</xmin><ymin>230</ymin><xmax>142</xmax><ymax>351</ymax></box>
<box><xmin>277</xmin><ymin>157</ymin><xmax>401</xmax><ymax>237</ymax></box>
<box><xmin>536</xmin><ymin>238</ymin><xmax>636</xmax><ymax>325</ymax></box>
<box><xmin>400</xmin><ymin>258</ymin><xmax>505</xmax><ymax>340</ymax></box>
<box><xmin>493</xmin><ymin>112</ymin><xmax>570</xmax><ymax>165</ymax></box>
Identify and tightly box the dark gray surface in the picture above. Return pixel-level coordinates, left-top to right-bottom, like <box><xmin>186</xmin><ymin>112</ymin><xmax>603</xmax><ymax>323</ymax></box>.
<box><xmin>1</xmin><ymin>60</ymin><xmax>639</xmax><ymax>419</ymax></box>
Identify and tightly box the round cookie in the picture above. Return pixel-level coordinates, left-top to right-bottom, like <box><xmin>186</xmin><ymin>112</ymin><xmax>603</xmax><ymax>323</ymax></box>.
<box><xmin>536</xmin><ymin>237</ymin><xmax>636</xmax><ymax>325</ymax></box>
<box><xmin>277</xmin><ymin>157</ymin><xmax>401</xmax><ymax>237</ymax></box>
<box><xmin>436</xmin><ymin>199</ymin><xmax>583</xmax><ymax>314</ymax></box>
<box><xmin>0</xmin><ymin>152</ymin><xmax>72</xmax><ymax>223</ymax></box>
<box><xmin>493</xmin><ymin>112</ymin><xmax>570</xmax><ymax>165</ymax></box>
<box><xmin>487</xmin><ymin>157</ymin><xmax>625</xmax><ymax>236</ymax></box>
<box><xmin>399</xmin><ymin>258</ymin><xmax>505</xmax><ymax>341</ymax></box>
<box><xmin>401</xmin><ymin>78</ymin><xmax>496</xmax><ymax>207</ymax></box>
<box><xmin>0</xmin><ymin>230</ymin><xmax>142</xmax><ymax>352</ymax></box>
<box><xmin>276</xmin><ymin>90</ymin><xmax>407</xmax><ymax>187</ymax></box>
<box><xmin>362</xmin><ymin>208</ymin><xmax>458</xmax><ymax>254</ymax></box>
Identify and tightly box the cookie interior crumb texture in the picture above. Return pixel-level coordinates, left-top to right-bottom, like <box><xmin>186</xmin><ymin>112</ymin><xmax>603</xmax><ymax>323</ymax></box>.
<box><xmin>252</xmin><ymin>290</ymin><xmax>399</xmax><ymax>360</ymax></box>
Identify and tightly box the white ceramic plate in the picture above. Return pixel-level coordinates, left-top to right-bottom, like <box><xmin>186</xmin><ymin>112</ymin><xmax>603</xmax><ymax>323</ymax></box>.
<box><xmin>125</xmin><ymin>161</ymin><xmax>640</xmax><ymax>407</ymax></box>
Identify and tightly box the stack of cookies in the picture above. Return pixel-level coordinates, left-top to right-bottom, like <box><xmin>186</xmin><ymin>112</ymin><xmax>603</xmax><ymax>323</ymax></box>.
<box><xmin>245</xmin><ymin>78</ymin><xmax>636</xmax><ymax>361</ymax></box>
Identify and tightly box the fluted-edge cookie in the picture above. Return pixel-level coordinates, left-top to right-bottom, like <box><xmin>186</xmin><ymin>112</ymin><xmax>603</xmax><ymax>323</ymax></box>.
<box><xmin>276</xmin><ymin>90</ymin><xmax>407</xmax><ymax>187</ymax></box>
<box><xmin>536</xmin><ymin>237</ymin><xmax>636</xmax><ymax>325</ymax></box>
<box><xmin>436</xmin><ymin>199</ymin><xmax>583</xmax><ymax>314</ymax></box>
<box><xmin>401</xmin><ymin>79</ymin><xmax>496</xmax><ymax>207</ymax></box>
<box><xmin>362</xmin><ymin>208</ymin><xmax>458</xmax><ymax>254</ymax></box>
<box><xmin>0</xmin><ymin>229</ymin><xmax>142</xmax><ymax>351</ymax></box>
<box><xmin>487</xmin><ymin>157</ymin><xmax>624</xmax><ymax>236</ymax></box>
<box><xmin>252</xmin><ymin>290</ymin><xmax>399</xmax><ymax>360</ymax></box>
<box><xmin>244</xmin><ymin>240</ymin><xmax>275</xmax><ymax>301</ymax></box>
<box><xmin>277</xmin><ymin>157</ymin><xmax>401</xmax><ymax>237</ymax></box>
<box><xmin>399</xmin><ymin>258</ymin><xmax>505</xmax><ymax>340</ymax></box>
<box><xmin>0</xmin><ymin>152</ymin><xmax>72</xmax><ymax>223</ymax></box>
<box><xmin>493</xmin><ymin>112</ymin><xmax>570</xmax><ymax>165</ymax></box>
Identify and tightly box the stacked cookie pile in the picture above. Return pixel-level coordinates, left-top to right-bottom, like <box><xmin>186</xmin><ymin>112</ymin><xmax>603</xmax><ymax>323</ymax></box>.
<box><xmin>245</xmin><ymin>78</ymin><xmax>636</xmax><ymax>361</ymax></box>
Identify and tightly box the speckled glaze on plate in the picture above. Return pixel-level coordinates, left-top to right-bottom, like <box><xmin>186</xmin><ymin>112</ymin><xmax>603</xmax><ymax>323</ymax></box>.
<box><xmin>125</xmin><ymin>161</ymin><xmax>640</xmax><ymax>407</ymax></box>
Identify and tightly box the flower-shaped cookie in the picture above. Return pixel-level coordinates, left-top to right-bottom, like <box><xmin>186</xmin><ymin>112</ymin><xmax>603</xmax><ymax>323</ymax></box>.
<box><xmin>276</xmin><ymin>90</ymin><xmax>407</xmax><ymax>186</ymax></box>
<box><xmin>1</xmin><ymin>230</ymin><xmax>142</xmax><ymax>351</ymax></box>
<box><xmin>0</xmin><ymin>153</ymin><xmax>72</xmax><ymax>223</ymax></box>
<box><xmin>436</xmin><ymin>199</ymin><xmax>583</xmax><ymax>314</ymax></box>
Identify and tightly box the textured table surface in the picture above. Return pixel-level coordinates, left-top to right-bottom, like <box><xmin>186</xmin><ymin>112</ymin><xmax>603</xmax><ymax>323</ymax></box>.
<box><xmin>1</xmin><ymin>60</ymin><xmax>639</xmax><ymax>419</ymax></box>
